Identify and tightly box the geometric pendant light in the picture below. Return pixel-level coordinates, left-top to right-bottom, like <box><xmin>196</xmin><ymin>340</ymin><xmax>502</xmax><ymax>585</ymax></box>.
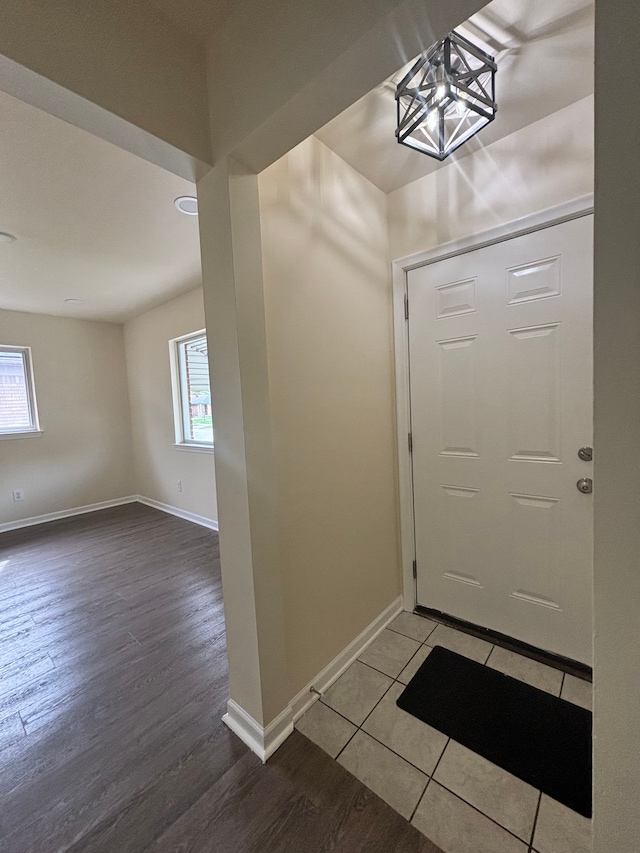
<box><xmin>395</xmin><ymin>30</ymin><xmax>497</xmax><ymax>160</ymax></box>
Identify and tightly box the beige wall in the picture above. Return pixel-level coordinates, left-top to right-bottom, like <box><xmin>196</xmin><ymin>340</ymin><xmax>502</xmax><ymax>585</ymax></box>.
<box><xmin>4</xmin><ymin>2</ymin><xmax>640</xmax><ymax>844</ymax></box>
<box><xmin>388</xmin><ymin>96</ymin><xmax>594</xmax><ymax>260</ymax></box>
<box><xmin>0</xmin><ymin>309</ymin><xmax>134</xmax><ymax>526</ymax></box>
<box><xmin>0</xmin><ymin>290</ymin><xmax>218</xmax><ymax>531</ymax></box>
<box><xmin>593</xmin><ymin>1</ymin><xmax>640</xmax><ymax>848</ymax></box>
<box><xmin>258</xmin><ymin>136</ymin><xmax>400</xmax><ymax>695</ymax></box>
<box><xmin>197</xmin><ymin>0</ymin><xmax>486</xmax><ymax>733</ymax></box>
<box><xmin>0</xmin><ymin>1</ymin><xmax>210</xmax><ymax>170</ymax></box>
<box><xmin>124</xmin><ymin>287</ymin><xmax>218</xmax><ymax>524</ymax></box>
<box><xmin>254</xmin><ymin>98</ymin><xmax>595</xmax><ymax>699</ymax></box>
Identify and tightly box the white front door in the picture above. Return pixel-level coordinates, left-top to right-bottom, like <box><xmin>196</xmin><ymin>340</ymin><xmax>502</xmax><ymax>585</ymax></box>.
<box><xmin>407</xmin><ymin>215</ymin><xmax>593</xmax><ymax>664</ymax></box>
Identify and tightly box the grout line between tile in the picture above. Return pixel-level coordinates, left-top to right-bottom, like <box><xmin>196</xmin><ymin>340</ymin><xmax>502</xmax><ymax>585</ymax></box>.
<box><xmin>318</xmin><ymin>697</ymin><xmax>370</xmax><ymax>732</ymax></box>
<box><xmin>394</xmin><ymin>644</ymin><xmax>426</xmax><ymax>683</ymax></box>
<box><xmin>434</xmin><ymin>778</ymin><xmax>536</xmax><ymax>847</ymax></box>
<box><xmin>356</xmin><ymin>657</ymin><xmax>407</xmax><ymax>683</ymax></box>
<box><xmin>528</xmin><ymin>791</ymin><xmax>543</xmax><ymax>852</ymax></box>
<box><xmin>358</xmin><ymin>681</ymin><xmax>396</xmax><ymax>730</ymax></box>
<box><xmin>409</xmin><ymin>775</ymin><xmax>431</xmax><ymax>823</ymax></box>
<box><xmin>359</xmin><ymin>728</ymin><xmax>437</xmax><ymax>779</ymax></box>
<box><xmin>429</xmin><ymin>735</ymin><xmax>450</xmax><ymax>784</ymax></box>
<box><xmin>423</xmin><ymin>622</ymin><xmax>438</xmax><ymax>642</ymax></box>
<box><xmin>324</xmin><ymin>676</ymin><xmax>442</xmax><ymax>779</ymax></box>
<box><xmin>304</xmin><ymin>621</ymin><xmax>581</xmax><ymax>846</ymax></box>
<box><xmin>333</xmin><ymin>719</ymin><xmax>359</xmax><ymax>762</ymax></box>
<box><xmin>386</xmin><ymin>625</ymin><xmax>429</xmax><ymax>643</ymax></box>
<box><xmin>407</xmin><ymin>732</ymin><xmax>452</xmax><ymax>826</ymax></box>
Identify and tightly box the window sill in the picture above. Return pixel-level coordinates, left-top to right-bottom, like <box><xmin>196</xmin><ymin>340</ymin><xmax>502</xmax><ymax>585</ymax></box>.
<box><xmin>173</xmin><ymin>443</ymin><xmax>214</xmax><ymax>454</ymax></box>
<box><xmin>0</xmin><ymin>430</ymin><xmax>43</xmax><ymax>441</ymax></box>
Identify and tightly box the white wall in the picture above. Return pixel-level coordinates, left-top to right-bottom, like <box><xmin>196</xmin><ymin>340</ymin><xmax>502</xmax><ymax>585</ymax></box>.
<box><xmin>388</xmin><ymin>96</ymin><xmax>594</xmax><ymax>260</ymax></box>
<box><xmin>124</xmin><ymin>287</ymin><xmax>218</xmax><ymax>525</ymax></box>
<box><xmin>0</xmin><ymin>308</ymin><xmax>135</xmax><ymax>525</ymax></box>
<box><xmin>258</xmin><ymin>136</ymin><xmax>400</xmax><ymax>696</ymax></box>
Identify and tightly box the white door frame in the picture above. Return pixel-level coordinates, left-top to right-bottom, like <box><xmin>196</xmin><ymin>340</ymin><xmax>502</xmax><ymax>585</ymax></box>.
<box><xmin>392</xmin><ymin>193</ymin><xmax>595</xmax><ymax>613</ymax></box>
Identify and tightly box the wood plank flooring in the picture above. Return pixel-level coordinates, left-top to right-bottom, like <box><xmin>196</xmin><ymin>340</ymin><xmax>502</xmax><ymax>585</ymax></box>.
<box><xmin>0</xmin><ymin>504</ymin><xmax>442</xmax><ymax>852</ymax></box>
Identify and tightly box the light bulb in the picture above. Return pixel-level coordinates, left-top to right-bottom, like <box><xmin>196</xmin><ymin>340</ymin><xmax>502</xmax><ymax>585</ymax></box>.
<box><xmin>454</xmin><ymin>90</ymin><xmax>468</xmax><ymax>118</ymax></box>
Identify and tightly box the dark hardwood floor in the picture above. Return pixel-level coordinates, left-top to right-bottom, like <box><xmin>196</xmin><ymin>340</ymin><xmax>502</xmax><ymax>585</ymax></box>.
<box><xmin>0</xmin><ymin>504</ymin><xmax>442</xmax><ymax>853</ymax></box>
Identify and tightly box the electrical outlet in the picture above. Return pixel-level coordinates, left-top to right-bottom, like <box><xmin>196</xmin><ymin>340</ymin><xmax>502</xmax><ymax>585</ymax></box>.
<box><xmin>177</xmin><ymin>480</ymin><xmax>182</xmax><ymax>492</ymax></box>
<box><xmin>12</xmin><ymin>489</ymin><xmax>24</xmax><ymax>502</ymax></box>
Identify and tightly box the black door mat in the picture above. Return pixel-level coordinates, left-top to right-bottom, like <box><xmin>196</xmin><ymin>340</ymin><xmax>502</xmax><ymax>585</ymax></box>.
<box><xmin>397</xmin><ymin>646</ymin><xmax>592</xmax><ymax>817</ymax></box>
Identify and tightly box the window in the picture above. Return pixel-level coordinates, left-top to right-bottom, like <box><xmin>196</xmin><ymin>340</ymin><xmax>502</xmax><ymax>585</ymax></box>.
<box><xmin>0</xmin><ymin>345</ymin><xmax>40</xmax><ymax>437</ymax></box>
<box><xmin>170</xmin><ymin>331</ymin><xmax>213</xmax><ymax>448</ymax></box>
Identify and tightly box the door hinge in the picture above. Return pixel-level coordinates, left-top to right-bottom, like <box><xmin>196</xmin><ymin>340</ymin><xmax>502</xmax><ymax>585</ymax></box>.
<box><xmin>404</xmin><ymin>293</ymin><xmax>409</xmax><ymax>320</ymax></box>
<box><xmin>408</xmin><ymin>432</ymin><xmax>413</xmax><ymax>454</ymax></box>
<box><xmin>412</xmin><ymin>559</ymin><xmax>417</xmax><ymax>579</ymax></box>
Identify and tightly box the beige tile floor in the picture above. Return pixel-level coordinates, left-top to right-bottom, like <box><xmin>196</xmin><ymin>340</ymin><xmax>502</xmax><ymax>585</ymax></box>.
<box><xmin>295</xmin><ymin>613</ymin><xmax>593</xmax><ymax>853</ymax></box>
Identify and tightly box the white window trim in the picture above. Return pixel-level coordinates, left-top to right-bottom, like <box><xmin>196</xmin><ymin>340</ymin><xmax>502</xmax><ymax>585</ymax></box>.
<box><xmin>0</xmin><ymin>344</ymin><xmax>41</xmax><ymax>437</ymax></box>
<box><xmin>0</xmin><ymin>429</ymin><xmax>43</xmax><ymax>441</ymax></box>
<box><xmin>169</xmin><ymin>329</ymin><xmax>214</xmax><ymax>449</ymax></box>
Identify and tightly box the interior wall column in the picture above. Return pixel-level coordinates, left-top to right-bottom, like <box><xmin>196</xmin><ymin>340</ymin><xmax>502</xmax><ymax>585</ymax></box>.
<box><xmin>593</xmin><ymin>0</ymin><xmax>640</xmax><ymax>849</ymax></box>
<box><xmin>196</xmin><ymin>159</ymin><xmax>290</xmax><ymax>746</ymax></box>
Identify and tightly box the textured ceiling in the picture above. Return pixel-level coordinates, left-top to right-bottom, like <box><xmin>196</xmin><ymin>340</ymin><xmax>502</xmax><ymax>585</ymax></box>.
<box><xmin>315</xmin><ymin>0</ymin><xmax>594</xmax><ymax>193</ymax></box>
<box><xmin>0</xmin><ymin>90</ymin><xmax>202</xmax><ymax>323</ymax></box>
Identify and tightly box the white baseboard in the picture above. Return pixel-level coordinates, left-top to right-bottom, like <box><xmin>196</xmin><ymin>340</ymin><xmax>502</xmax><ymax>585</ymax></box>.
<box><xmin>0</xmin><ymin>494</ymin><xmax>219</xmax><ymax>535</ymax></box>
<box><xmin>0</xmin><ymin>495</ymin><xmax>138</xmax><ymax>534</ymax></box>
<box><xmin>135</xmin><ymin>495</ymin><xmax>219</xmax><ymax>531</ymax></box>
<box><xmin>222</xmin><ymin>596</ymin><xmax>402</xmax><ymax>762</ymax></box>
<box><xmin>223</xmin><ymin>699</ymin><xmax>294</xmax><ymax>763</ymax></box>
<box><xmin>290</xmin><ymin>595</ymin><xmax>403</xmax><ymax>721</ymax></box>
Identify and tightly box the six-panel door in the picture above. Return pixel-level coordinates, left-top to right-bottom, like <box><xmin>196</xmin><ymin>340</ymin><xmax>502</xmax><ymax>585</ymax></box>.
<box><xmin>407</xmin><ymin>216</ymin><xmax>593</xmax><ymax>664</ymax></box>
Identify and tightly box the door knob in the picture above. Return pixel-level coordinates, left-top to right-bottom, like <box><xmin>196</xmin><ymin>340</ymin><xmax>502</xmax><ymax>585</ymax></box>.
<box><xmin>577</xmin><ymin>478</ymin><xmax>593</xmax><ymax>494</ymax></box>
<box><xmin>578</xmin><ymin>447</ymin><xmax>593</xmax><ymax>462</ymax></box>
